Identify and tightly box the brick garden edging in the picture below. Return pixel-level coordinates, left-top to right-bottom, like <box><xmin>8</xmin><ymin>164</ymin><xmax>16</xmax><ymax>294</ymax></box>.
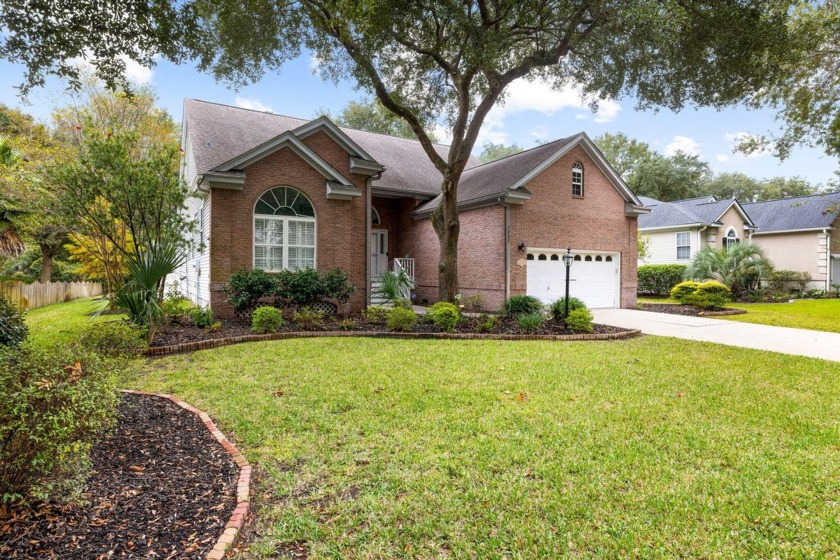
<box><xmin>120</xmin><ymin>390</ymin><xmax>250</xmax><ymax>560</ymax></box>
<box><xmin>145</xmin><ymin>328</ymin><xmax>642</xmax><ymax>356</ymax></box>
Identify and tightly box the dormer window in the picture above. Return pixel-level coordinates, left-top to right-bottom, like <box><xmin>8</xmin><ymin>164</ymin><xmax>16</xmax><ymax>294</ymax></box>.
<box><xmin>572</xmin><ymin>162</ymin><xmax>584</xmax><ymax>197</ymax></box>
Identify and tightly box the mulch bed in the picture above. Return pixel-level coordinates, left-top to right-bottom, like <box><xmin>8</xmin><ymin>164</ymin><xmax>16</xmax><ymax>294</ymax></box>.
<box><xmin>152</xmin><ymin>314</ymin><xmax>629</xmax><ymax>347</ymax></box>
<box><xmin>638</xmin><ymin>303</ymin><xmax>746</xmax><ymax>317</ymax></box>
<box><xmin>0</xmin><ymin>393</ymin><xmax>238</xmax><ymax>559</ymax></box>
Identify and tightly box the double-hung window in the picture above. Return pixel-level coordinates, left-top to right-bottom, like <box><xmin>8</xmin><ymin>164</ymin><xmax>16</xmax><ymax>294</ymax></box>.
<box><xmin>676</xmin><ymin>232</ymin><xmax>691</xmax><ymax>260</ymax></box>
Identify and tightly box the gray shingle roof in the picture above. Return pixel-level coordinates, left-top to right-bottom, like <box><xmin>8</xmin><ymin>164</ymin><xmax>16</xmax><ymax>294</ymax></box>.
<box><xmin>743</xmin><ymin>192</ymin><xmax>840</xmax><ymax>233</ymax></box>
<box><xmin>639</xmin><ymin>197</ymin><xmax>753</xmax><ymax>229</ymax></box>
<box><xmin>414</xmin><ymin>137</ymin><xmax>577</xmax><ymax>212</ymax></box>
<box><xmin>184</xmin><ymin>99</ymin><xmax>479</xmax><ymax>197</ymax></box>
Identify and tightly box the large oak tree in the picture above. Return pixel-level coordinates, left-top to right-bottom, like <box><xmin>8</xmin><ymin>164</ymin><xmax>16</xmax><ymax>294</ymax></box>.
<box><xmin>1</xmin><ymin>0</ymin><xmax>799</xmax><ymax>301</ymax></box>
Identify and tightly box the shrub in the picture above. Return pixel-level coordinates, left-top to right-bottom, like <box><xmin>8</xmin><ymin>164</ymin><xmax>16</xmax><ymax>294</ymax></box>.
<box><xmin>428</xmin><ymin>302</ymin><xmax>460</xmax><ymax>332</ymax></box>
<box><xmin>518</xmin><ymin>313</ymin><xmax>545</xmax><ymax>333</ymax></box>
<box><xmin>161</xmin><ymin>285</ymin><xmax>193</xmax><ymax>323</ymax></box>
<box><xmin>565</xmin><ymin>308</ymin><xmax>594</xmax><ymax>333</ymax></box>
<box><xmin>0</xmin><ymin>344</ymin><xmax>120</xmax><ymax>503</ymax></box>
<box><xmin>637</xmin><ymin>264</ymin><xmax>687</xmax><ymax>296</ymax></box>
<box><xmin>462</xmin><ymin>294</ymin><xmax>485</xmax><ymax>313</ymax></box>
<box><xmin>224</xmin><ymin>268</ymin><xmax>279</xmax><ymax>312</ymax></box>
<box><xmin>670</xmin><ymin>281</ymin><xmax>701</xmax><ymax>303</ymax></box>
<box><xmin>292</xmin><ymin>306</ymin><xmax>325</xmax><ymax>330</ymax></box>
<box><xmin>0</xmin><ymin>296</ymin><xmax>27</xmax><ymax>347</ymax></box>
<box><xmin>79</xmin><ymin>322</ymin><xmax>147</xmax><ymax>359</ymax></box>
<box><xmin>683</xmin><ymin>244</ymin><xmax>770</xmax><ymax>298</ymax></box>
<box><xmin>393</xmin><ymin>297</ymin><xmax>412</xmax><ymax>310</ymax></box>
<box><xmin>502</xmin><ymin>295</ymin><xmax>543</xmax><ymax>317</ymax></box>
<box><xmin>548</xmin><ymin>297</ymin><xmax>586</xmax><ymax>321</ymax></box>
<box><xmin>386</xmin><ymin>307</ymin><xmax>417</xmax><ymax>332</ymax></box>
<box><xmin>793</xmin><ymin>271</ymin><xmax>813</xmax><ymax>293</ymax></box>
<box><xmin>766</xmin><ymin>270</ymin><xmax>800</xmax><ymax>293</ymax></box>
<box><xmin>251</xmin><ymin>306</ymin><xmax>284</xmax><ymax>333</ymax></box>
<box><xmin>277</xmin><ymin>268</ymin><xmax>356</xmax><ymax>310</ymax></box>
<box><xmin>474</xmin><ymin>313</ymin><xmax>500</xmax><ymax>333</ymax></box>
<box><xmin>338</xmin><ymin>318</ymin><xmax>357</xmax><ymax>330</ymax></box>
<box><xmin>363</xmin><ymin>306</ymin><xmax>389</xmax><ymax>324</ymax></box>
<box><xmin>190</xmin><ymin>306</ymin><xmax>215</xmax><ymax>328</ymax></box>
<box><xmin>682</xmin><ymin>281</ymin><xmax>731</xmax><ymax>310</ymax></box>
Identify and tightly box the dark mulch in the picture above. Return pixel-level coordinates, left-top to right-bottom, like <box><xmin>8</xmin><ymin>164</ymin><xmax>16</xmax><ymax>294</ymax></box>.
<box><xmin>151</xmin><ymin>313</ymin><xmax>629</xmax><ymax>347</ymax></box>
<box><xmin>0</xmin><ymin>393</ymin><xmax>238</xmax><ymax>559</ymax></box>
<box><xmin>638</xmin><ymin>303</ymin><xmax>745</xmax><ymax>316</ymax></box>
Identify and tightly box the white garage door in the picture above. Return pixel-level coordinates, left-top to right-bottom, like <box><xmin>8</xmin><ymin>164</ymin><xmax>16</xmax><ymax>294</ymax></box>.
<box><xmin>526</xmin><ymin>250</ymin><xmax>620</xmax><ymax>308</ymax></box>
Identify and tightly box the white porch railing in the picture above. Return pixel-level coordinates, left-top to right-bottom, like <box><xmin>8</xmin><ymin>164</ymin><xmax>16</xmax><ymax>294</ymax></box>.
<box><xmin>393</xmin><ymin>257</ymin><xmax>415</xmax><ymax>300</ymax></box>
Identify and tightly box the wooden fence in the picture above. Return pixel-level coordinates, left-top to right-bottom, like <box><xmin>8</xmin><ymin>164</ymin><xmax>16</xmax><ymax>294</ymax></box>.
<box><xmin>0</xmin><ymin>281</ymin><xmax>103</xmax><ymax>312</ymax></box>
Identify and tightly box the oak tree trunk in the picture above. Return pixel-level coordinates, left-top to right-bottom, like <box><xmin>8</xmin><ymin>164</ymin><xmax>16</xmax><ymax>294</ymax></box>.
<box><xmin>431</xmin><ymin>175</ymin><xmax>460</xmax><ymax>302</ymax></box>
<box><xmin>38</xmin><ymin>243</ymin><xmax>56</xmax><ymax>283</ymax></box>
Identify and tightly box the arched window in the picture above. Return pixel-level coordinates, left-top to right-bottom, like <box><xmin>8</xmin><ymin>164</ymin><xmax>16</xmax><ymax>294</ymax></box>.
<box><xmin>526</xmin><ymin>253</ymin><xmax>535</xmax><ymax>260</ymax></box>
<box><xmin>723</xmin><ymin>228</ymin><xmax>739</xmax><ymax>249</ymax></box>
<box><xmin>550</xmin><ymin>254</ymin><xmax>559</xmax><ymax>261</ymax></box>
<box><xmin>254</xmin><ymin>187</ymin><xmax>316</xmax><ymax>272</ymax></box>
<box><xmin>574</xmin><ymin>255</ymin><xmax>582</xmax><ymax>261</ymax></box>
<box><xmin>538</xmin><ymin>254</ymin><xmax>547</xmax><ymax>261</ymax></box>
<box><xmin>572</xmin><ymin>162</ymin><xmax>584</xmax><ymax>197</ymax></box>
<box><xmin>371</xmin><ymin>206</ymin><xmax>381</xmax><ymax>226</ymax></box>
<box><xmin>595</xmin><ymin>255</ymin><xmax>603</xmax><ymax>262</ymax></box>
<box><xmin>584</xmin><ymin>255</ymin><xmax>592</xmax><ymax>261</ymax></box>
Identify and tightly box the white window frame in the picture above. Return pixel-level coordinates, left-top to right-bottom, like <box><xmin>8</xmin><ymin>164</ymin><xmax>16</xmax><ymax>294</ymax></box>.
<box><xmin>723</xmin><ymin>227</ymin><xmax>739</xmax><ymax>249</ymax></box>
<box><xmin>572</xmin><ymin>162</ymin><xmax>584</xmax><ymax>197</ymax></box>
<box><xmin>253</xmin><ymin>215</ymin><xmax>316</xmax><ymax>272</ymax></box>
<box><xmin>676</xmin><ymin>232</ymin><xmax>691</xmax><ymax>260</ymax></box>
<box><xmin>253</xmin><ymin>187</ymin><xmax>317</xmax><ymax>272</ymax></box>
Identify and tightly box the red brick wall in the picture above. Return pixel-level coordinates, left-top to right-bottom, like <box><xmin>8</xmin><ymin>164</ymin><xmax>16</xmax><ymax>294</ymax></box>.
<box><xmin>208</xmin><ymin>131</ymin><xmax>369</xmax><ymax>316</ymax></box>
<box><xmin>508</xmin><ymin>145</ymin><xmax>638</xmax><ymax>308</ymax></box>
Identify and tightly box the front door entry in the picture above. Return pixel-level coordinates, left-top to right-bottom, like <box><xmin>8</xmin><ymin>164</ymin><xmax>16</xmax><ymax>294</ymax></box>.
<box><xmin>371</xmin><ymin>230</ymin><xmax>389</xmax><ymax>278</ymax></box>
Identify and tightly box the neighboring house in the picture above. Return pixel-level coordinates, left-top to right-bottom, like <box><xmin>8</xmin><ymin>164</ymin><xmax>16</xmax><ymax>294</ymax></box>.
<box><xmin>638</xmin><ymin>196</ymin><xmax>757</xmax><ymax>264</ymax></box>
<box><xmin>176</xmin><ymin>99</ymin><xmax>647</xmax><ymax>316</ymax></box>
<box><xmin>743</xmin><ymin>192</ymin><xmax>840</xmax><ymax>290</ymax></box>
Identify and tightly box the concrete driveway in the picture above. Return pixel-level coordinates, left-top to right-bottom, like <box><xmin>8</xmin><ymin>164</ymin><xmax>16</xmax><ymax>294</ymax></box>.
<box><xmin>592</xmin><ymin>308</ymin><xmax>840</xmax><ymax>362</ymax></box>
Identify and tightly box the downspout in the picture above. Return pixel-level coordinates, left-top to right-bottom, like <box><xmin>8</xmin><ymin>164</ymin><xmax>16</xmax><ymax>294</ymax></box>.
<box><xmin>504</xmin><ymin>204</ymin><xmax>511</xmax><ymax>299</ymax></box>
<box><xmin>365</xmin><ymin>173</ymin><xmax>382</xmax><ymax>307</ymax></box>
<box><xmin>697</xmin><ymin>226</ymin><xmax>708</xmax><ymax>254</ymax></box>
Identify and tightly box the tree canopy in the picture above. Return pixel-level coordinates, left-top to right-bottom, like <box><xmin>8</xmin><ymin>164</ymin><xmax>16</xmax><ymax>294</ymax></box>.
<box><xmin>479</xmin><ymin>143</ymin><xmax>523</xmax><ymax>163</ymax></box>
<box><xmin>325</xmin><ymin>98</ymin><xmax>438</xmax><ymax>141</ymax></box>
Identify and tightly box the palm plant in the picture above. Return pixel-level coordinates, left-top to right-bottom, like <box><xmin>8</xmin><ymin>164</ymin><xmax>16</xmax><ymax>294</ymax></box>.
<box><xmin>373</xmin><ymin>269</ymin><xmax>412</xmax><ymax>304</ymax></box>
<box><xmin>0</xmin><ymin>137</ymin><xmax>25</xmax><ymax>257</ymax></box>
<box><xmin>114</xmin><ymin>240</ymin><xmax>185</xmax><ymax>342</ymax></box>
<box><xmin>684</xmin><ymin>243</ymin><xmax>771</xmax><ymax>297</ymax></box>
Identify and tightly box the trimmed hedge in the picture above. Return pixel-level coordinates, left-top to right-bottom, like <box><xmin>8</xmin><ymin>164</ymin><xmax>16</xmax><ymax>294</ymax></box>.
<box><xmin>637</xmin><ymin>264</ymin><xmax>687</xmax><ymax>296</ymax></box>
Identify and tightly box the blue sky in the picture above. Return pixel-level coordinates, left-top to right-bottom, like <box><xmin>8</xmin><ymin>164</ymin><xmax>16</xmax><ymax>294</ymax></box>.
<box><xmin>1</xmin><ymin>53</ymin><xmax>837</xmax><ymax>186</ymax></box>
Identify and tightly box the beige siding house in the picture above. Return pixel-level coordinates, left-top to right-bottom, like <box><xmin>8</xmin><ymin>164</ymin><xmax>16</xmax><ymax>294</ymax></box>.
<box><xmin>638</xmin><ymin>196</ymin><xmax>756</xmax><ymax>265</ymax></box>
<box><xmin>744</xmin><ymin>193</ymin><xmax>840</xmax><ymax>290</ymax></box>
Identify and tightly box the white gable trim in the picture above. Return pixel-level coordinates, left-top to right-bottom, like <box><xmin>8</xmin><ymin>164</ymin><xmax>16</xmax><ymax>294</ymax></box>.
<box><xmin>508</xmin><ymin>132</ymin><xmax>644</xmax><ymax>207</ymax></box>
<box><xmin>214</xmin><ymin>131</ymin><xmax>353</xmax><ymax>187</ymax></box>
<box><xmin>293</xmin><ymin>116</ymin><xmax>382</xmax><ymax>168</ymax></box>
<box><xmin>713</xmin><ymin>199</ymin><xmax>756</xmax><ymax>228</ymax></box>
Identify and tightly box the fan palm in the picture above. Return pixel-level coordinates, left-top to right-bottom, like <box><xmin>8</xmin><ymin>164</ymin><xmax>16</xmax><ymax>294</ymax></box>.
<box><xmin>684</xmin><ymin>243</ymin><xmax>771</xmax><ymax>297</ymax></box>
<box><xmin>0</xmin><ymin>136</ymin><xmax>25</xmax><ymax>257</ymax></box>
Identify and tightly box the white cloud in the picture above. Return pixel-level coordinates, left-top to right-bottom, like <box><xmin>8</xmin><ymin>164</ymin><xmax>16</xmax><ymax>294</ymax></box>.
<box><xmin>715</xmin><ymin>154</ymin><xmax>731</xmax><ymax>163</ymax></box>
<box><xmin>235</xmin><ymin>96</ymin><xmax>274</xmax><ymax>113</ymax></box>
<box><xmin>530</xmin><ymin>126</ymin><xmax>549</xmax><ymax>141</ymax></box>
<box><xmin>431</xmin><ymin>123</ymin><xmax>453</xmax><ymax>145</ymax></box>
<box><xmin>664</xmin><ymin>135</ymin><xmax>701</xmax><ymax>157</ymax></box>
<box><xmin>69</xmin><ymin>54</ymin><xmax>154</xmax><ymax>85</ymax></box>
<box><xmin>724</xmin><ymin>131</ymin><xmax>770</xmax><ymax>158</ymax></box>
<box><xmin>476</xmin><ymin>77</ymin><xmax>621</xmax><ymax>148</ymax></box>
<box><xmin>309</xmin><ymin>54</ymin><xmax>323</xmax><ymax>73</ymax></box>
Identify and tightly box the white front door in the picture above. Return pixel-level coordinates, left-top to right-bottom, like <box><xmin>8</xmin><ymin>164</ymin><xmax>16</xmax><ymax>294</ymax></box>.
<box><xmin>526</xmin><ymin>250</ymin><xmax>620</xmax><ymax>308</ymax></box>
<box><xmin>371</xmin><ymin>230</ymin><xmax>389</xmax><ymax>278</ymax></box>
<box><xmin>832</xmin><ymin>255</ymin><xmax>840</xmax><ymax>287</ymax></box>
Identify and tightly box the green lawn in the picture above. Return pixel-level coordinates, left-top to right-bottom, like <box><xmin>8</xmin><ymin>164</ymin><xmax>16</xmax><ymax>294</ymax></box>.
<box><xmin>22</xmin><ymin>300</ymin><xmax>840</xmax><ymax>556</ymax></box>
<box><xmin>132</xmin><ymin>338</ymin><xmax>840</xmax><ymax>558</ymax></box>
<box><xmin>23</xmin><ymin>297</ymin><xmax>120</xmax><ymax>346</ymax></box>
<box><xmin>639</xmin><ymin>297</ymin><xmax>840</xmax><ymax>333</ymax></box>
<box><xmin>718</xmin><ymin>299</ymin><xmax>840</xmax><ymax>333</ymax></box>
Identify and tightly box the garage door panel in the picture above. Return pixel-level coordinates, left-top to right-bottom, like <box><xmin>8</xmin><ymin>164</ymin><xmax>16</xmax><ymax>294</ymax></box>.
<box><xmin>526</xmin><ymin>251</ymin><xmax>619</xmax><ymax>309</ymax></box>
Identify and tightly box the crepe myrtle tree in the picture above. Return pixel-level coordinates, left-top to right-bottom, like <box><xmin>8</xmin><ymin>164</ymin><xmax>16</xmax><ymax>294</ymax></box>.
<box><xmin>1</xmin><ymin>0</ymin><xmax>798</xmax><ymax>301</ymax></box>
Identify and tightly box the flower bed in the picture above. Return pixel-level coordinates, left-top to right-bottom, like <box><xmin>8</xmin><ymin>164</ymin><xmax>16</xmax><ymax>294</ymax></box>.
<box><xmin>638</xmin><ymin>303</ymin><xmax>747</xmax><ymax>317</ymax></box>
<box><xmin>151</xmin><ymin>312</ymin><xmax>635</xmax><ymax>349</ymax></box>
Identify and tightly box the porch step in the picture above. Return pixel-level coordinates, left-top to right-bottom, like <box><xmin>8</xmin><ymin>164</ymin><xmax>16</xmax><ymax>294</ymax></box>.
<box><xmin>370</xmin><ymin>281</ymin><xmax>390</xmax><ymax>307</ymax></box>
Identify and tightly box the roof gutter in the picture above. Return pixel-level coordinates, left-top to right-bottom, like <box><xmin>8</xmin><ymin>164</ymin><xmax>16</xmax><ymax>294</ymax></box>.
<box><xmin>751</xmin><ymin>226</ymin><xmax>835</xmax><ymax>236</ymax></box>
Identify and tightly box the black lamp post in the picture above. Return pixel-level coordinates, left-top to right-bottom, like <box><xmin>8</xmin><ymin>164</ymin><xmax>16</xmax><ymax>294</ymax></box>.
<box><xmin>562</xmin><ymin>246</ymin><xmax>573</xmax><ymax>318</ymax></box>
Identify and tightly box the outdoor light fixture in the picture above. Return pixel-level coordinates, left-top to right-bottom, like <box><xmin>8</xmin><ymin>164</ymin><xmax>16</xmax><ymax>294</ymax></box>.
<box><xmin>518</xmin><ymin>242</ymin><xmax>526</xmax><ymax>252</ymax></box>
<box><xmin>562</xmin><ymin>246</ymin><xmax>573</xmax><ymax>318</ymax></box>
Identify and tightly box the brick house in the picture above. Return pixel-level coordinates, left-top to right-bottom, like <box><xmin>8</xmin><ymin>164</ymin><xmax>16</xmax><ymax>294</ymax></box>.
<box><xmin>176</xmin><ymin>99</ymin><xmax>648</xmax><ymax>316</ymax></box>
